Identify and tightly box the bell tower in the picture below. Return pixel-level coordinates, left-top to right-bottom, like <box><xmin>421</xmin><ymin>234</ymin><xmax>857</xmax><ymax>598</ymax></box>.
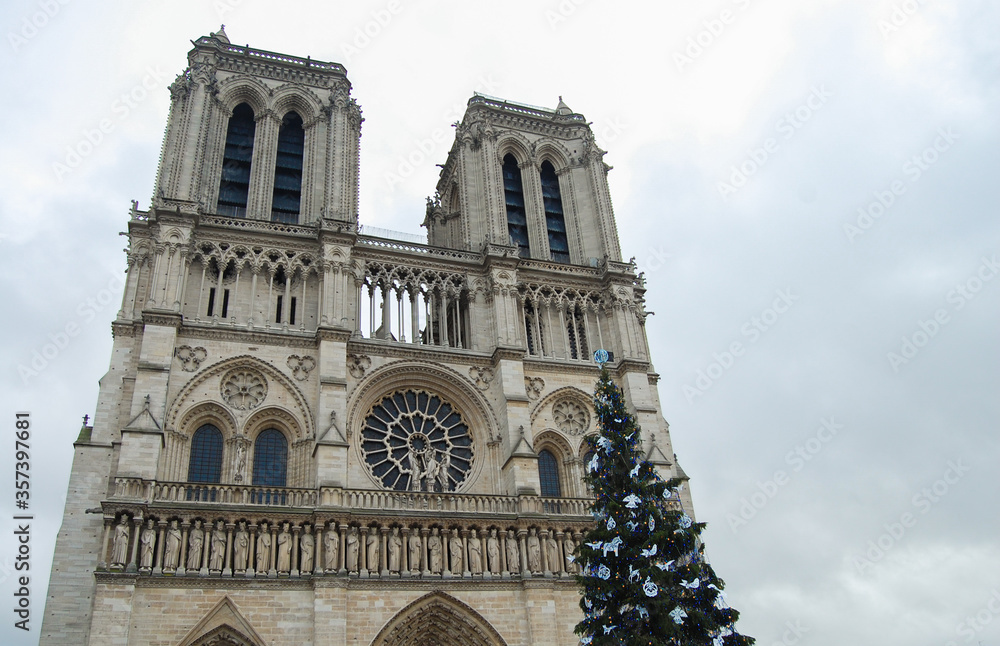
<box><xmin>41</xmin><ymin>30</ymin><xmax>693</xmax><ymax>646</ymax></box>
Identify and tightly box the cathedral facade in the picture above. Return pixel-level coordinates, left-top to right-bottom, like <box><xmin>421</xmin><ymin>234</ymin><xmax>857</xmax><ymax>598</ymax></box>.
<box><xmin>41</xmin><ymin>29</ymin><xmax>691</xmax><ymax>646</ymax></box>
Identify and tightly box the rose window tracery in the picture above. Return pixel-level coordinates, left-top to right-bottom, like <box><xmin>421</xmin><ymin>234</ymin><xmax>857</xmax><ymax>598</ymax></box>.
<box><xmin>553</xmin><ymin>399</ymin><xmax>589</xmax><ymax>436</ymax></box>
<box><xmin>361</xmin><ymin>390</ymin><xmax>474</xmax><ymax>492</ymax></box>
<box><xmin>221</xmin><ymin>370</ymin><xmax>267</xmax><ymax>411</ymax></box>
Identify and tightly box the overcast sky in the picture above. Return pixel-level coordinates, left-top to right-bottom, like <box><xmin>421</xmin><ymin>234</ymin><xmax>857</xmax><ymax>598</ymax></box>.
<box><xmin>1</xmin><ymin>1</ymin><xmax>998</xmax><ymax>645</ymax></box>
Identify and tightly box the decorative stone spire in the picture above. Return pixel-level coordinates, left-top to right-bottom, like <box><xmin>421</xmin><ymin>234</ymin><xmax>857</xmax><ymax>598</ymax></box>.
<box><xmin>555</xmin><ymin>96</ymin><xmax>573</xmax><ymax>116</ymax></box>
<box><xmin>211</xmin><ymin>25</ymin><xmax>229</xmax><ymax>44</ymax></box>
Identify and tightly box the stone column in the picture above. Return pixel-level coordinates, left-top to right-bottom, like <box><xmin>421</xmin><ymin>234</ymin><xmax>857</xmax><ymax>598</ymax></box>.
<box><xmin>153</xmin><ymin>520</ymin><xmax>167</xmax><ymax>575</ymax></box>
<box><xmin>314</xmin><ymin>524</ymin><xmax>324</xmax><ymax>576</ymax></box>
<box><xmin>269</xmin><ymin>524</ymin><xmax>278</xmax><ymax>577</ymax></box>
<box><xmin>177</xmin><ymin>522</ymin><xmax>190</xmax><ymax>576</ymax></box>
<box><xmin>539</xmin><ymin>529</ymin><xmax>550</xmax><ymax>576</ymax></box>
<box><xmin>246</xmin><ymin>524</ymin><xmax>257</xmax><ymax>578</ymax></box>
<box><xmin>379</xmin><ymin>526</ymin><xmax>390</xmax><ymax>577</ymax></box>
<box><xmin>420</xmin><ymin>527</ymin><xmax>430</xmax><ymax>576</ymax></box>
<box><xmin>126</xmin><ymin>517</ymin><xmax>142</xmax><ymax>573</ymax></box>
<box><xmin>442</xmin><ymin>528</ymin><xmax>451</xmax><ymax>577</ymax></box>
<box><xmin>291</xmin><ymin>525</ymin><xmax>301</xmax><ymax>577</ymax></box>
<box><xmin>223</xmin><ymin>523</ymin><xmax>234</xmax><ymax>577</ymax></box>
<box><xmin>518</xmin><ymin>529</ymin><xmax>529</xmax><ymax>576</ymax></box>
<box><xmin>98</xmin><ymin>519</ymin><xmax>112</xmax><ymax>570</ymax></box>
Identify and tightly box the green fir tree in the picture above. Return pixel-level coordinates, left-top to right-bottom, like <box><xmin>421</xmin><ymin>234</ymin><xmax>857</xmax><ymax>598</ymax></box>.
<box><xmin>574</xmin><ymin>368</ymin><xmax>754</xmax><ymax>646</ymax></box>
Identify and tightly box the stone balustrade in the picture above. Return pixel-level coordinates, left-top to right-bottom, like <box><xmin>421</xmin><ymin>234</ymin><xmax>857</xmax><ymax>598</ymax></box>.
<box><xmin>111</xmin><ymin>477</ymin><xmax>594</xmax><ymax>518</ymax></box>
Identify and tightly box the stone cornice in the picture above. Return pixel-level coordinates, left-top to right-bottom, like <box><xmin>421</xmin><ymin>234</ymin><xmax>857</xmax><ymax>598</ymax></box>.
<box><xmin>176</xmin><ymin>324</ymin><xmax>318</xmax><ymax>349</ymax></box>
<box><xmin>347</xmin><ymin>339</ymin><xmax>493</xmax><ymax>366</ymax></box>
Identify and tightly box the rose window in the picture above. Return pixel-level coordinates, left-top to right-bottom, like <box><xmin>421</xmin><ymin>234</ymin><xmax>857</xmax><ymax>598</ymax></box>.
<box><xmin>361</xmin><ymin>390</ymin><xmax>474</xmax><ymax>492</ymax></box>
<box><xmin>553</xmin><ymin>399</ymin><xmax>589</xmax><ymax>436</ymax></box>
<box><xmin>221</xmin><ymin>370</ymin><xmax>267</xmax><ymax>411</ymax></box>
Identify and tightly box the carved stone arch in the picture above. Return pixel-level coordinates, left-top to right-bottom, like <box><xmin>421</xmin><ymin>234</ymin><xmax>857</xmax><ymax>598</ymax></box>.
<box><xmin>176</xmin><ymin>596</ymin><xmax>265</xmax><ymax>646</ymax></box>
<box><xmin>176</xmin><ymin>402</ymin><xmax>239</xmax><ymax>440</ymax></box>
<box><xmin>269</xmin><ymin>84</ymin><xmax>323</xmax><ymax>124</ymax></box>
<box><xmin>534</xmin><ymin>139</ymin><xmax>574</xmax><ymax>172</ymax></box>
<box><xmin>162</xmin><ymin>226</ymin><xmax>188</xmax><ymax>246</ymax></box>
<box><xmin>347</xmin><ymin>361</ymin><xmax>498</xmax><ymax>493</ymax></box>
<box><xmin>495</xmin><ymin>132</ymin><xmax>533</xmax><ymax>165</ymax></box>
<box><xmin>371</xmin><ymin>591</ymin><xmax>509</xmax><ymax>646</ymax></box>
<box><xmin>242</xmin><ymin>406</ymin><xmax>303</xmax><ymax>443</ymax></box>
<box><xmin>215</xmin><ymin>75</ymin><xmax>269</xmax><ymax>115</ymax></box>
<box><xmin>165</xmin><ymin>355</ymin><xmax>315</xmax><ymax>440</ymax></box>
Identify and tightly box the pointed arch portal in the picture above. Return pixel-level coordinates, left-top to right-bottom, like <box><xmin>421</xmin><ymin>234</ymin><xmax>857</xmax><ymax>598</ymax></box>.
<box><xmin>371</xmin><ymin>592</ymin><xmax>508</xmax><ymax>646</ymax></box>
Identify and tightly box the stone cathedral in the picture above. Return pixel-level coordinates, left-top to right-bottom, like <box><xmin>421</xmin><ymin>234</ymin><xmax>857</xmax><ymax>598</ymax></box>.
<box><xmin>41</xmin><ymin>29</ymin><xmax>693</xmax><ymax>646</ymax></box>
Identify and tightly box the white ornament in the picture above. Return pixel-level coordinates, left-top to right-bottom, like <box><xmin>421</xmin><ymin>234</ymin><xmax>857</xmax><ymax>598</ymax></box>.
<box><xmin>597</xmin><ymin>436</ymin><xmax>612</xmax><ymax>454</ymax></box>
<box><xmin>588</xmin><ymin>453</ymin><xmax>600</xmax><ymax>473</ymax></box>
<box><xmin>654</xmin><ymin>559</ymin><xmax>675</xmax><ymax>571</ymax></box>
<box><xmin>630</xmin><ymin>463</ymin><xmax>641</xmax><ymax>478</ymax></box>
<box><xmin>623</xmin><ymin>493</ymin><xmax>641</xmax><ymax>508</ymax></box>
<box><xmin>586</xmin><ymin>541</ymin><xmax>603</xmax><ymax>551</ymax></box>
<box><xmin>626</xmin><ymin>521</ymin><xmax>638</xmax><ymax>533</ymax></box>
<box><xmin>603</xmin><ymin>624</ymin><xmax>616</xmax><ymax>635</ymax></box>
<box><xmin>642</xmin><ymin>577</ymin><xmax>659</xmax><ymax>597</ymax></box>
<box><xmin>679</xmin><ymin>514</ymin><xmax>692</xmax><ymax>528</ymax></box>
<box><xmin>680</xmin><ymin>578</ymin><xmax>700</xmax><ymax>589</ymax></box>
<box><xmin>597</xmin><ymin>565</ymin><xmax>611</xmax><ymax>580</ymax></box>
<box><xmin>602</xmin><ymin>536</ymin><xmax>623</xmax><ymax>557</ymax></box>
<box><xmin>638</xmin><ymin>606</ymin><xmax>649</xmax><ymax>620</ymax></box>
<box><xmin>606</xmin><ymin>517</ymin><xmax>616</xmax><ymax>531</ymax></box>
<box><xmin>640</xmin><ymin>544</ymin><xmax>657</xmax><ymax>558</ymax></box>
<box><xmin>649</xmin><ymin>516</ymin><xmax>655</xmax><ymax>531</ymax></box>
<box><xmin>669</xmin><ymin>607</ymin><xmax>687</xmax><ymax>624</ymax></box>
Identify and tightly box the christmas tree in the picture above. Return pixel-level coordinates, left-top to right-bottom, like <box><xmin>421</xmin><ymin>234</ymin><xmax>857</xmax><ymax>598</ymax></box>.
<box><xmin>574</xmin><ymin>366</ymin><xmax>754</xmax><ymax>646</ymax></box>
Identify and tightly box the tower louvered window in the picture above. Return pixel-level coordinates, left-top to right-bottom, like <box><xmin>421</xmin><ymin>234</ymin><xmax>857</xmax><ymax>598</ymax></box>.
<box><xmin>503</xmin><ymin>154</ymin><xmax>530</xmax><ymax>258</ymax></box>
<box><xmin>540</xmin><ymin>161</ymin><xmax>569</xmax><ymax>263</ymax></box>
<box><xmin>538</xmin><ymin>449</ymin><xmax>561</xmax><ymax>497</ymax></box>
<box><xmin>271</xmin><ymin>112</ymin><xmax>304</xmax><ymax>224</ymax></box>
<box><xmin>187</xmin><ymin>425</ymin><xmax>223</xmax><ymax>483</ymax></box>
<box><xmin>217</xmin><ymin>103</ymin><xmax>256</xmax><ymax>217</ymax></box>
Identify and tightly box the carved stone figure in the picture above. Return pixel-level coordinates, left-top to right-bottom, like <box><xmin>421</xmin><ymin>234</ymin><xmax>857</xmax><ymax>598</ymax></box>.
<box><xmin>346</xmin><ymin>526</ymin><xmax>359</xmax><ymax>572</ymax></box>
<box><xmin>234</xmin><ymin>443</ymin><xmax>247</xmax><ymax>481</ymax></box>
<box><xmin>388</xmin><ymin>527</ymin><xmax>402</xmax><ymax>573</ymax></box>
<box><xmin>527</xmin><ymin>528</ymin><xmax>541</xmax><ymax>574</ymax></box>
<box><xmin>324</xmin><ymin>524</ymin><xmax>339</xmax><ymax>571</ymax></box>
<box><xmin>505</xmin><ymin>529</ymin><xmax>519</xmax><ymax>573</ymax></box>
<box><xmin>408</xmin><ymin>531</ymin><xmax>422</xmax><ymax>572</ymax></box>
<box><xmin>139</xmin><ymin>519</ymin><xmax>156</xmax><ymax>569</ymax></box>
<box><xmin>111</xmin><ymin>517</ymin><xmax>130</xmax><ymax>567</ymax></box>
<box><xmin>428</xmin><ymin>528</ymin><xmax>443</xmax><ymax>573</ymax></box>
<box><xmin>437</xmin><ymin>453</ymin><xmax>451</xmax><ymax>491</ymax></box>
<box><xmin>209</xmin><ymin>521</ymin><xmax>226</xmax><ymax>571</ymax></box>
<box><xmin>276</xmin><ymin>523</ymin><xmax>292</xmax><ymax>572</ymax></box>
<box><xmin>487</xmin><ymin>529</ymin><xmax>500</xmax><ymax>574</ymax></box>
<box><xmin>546</xmin><ymin>533</ymin><xmax>560</xmax><ymax>573</ymax></box>
<box><xmin>468</xmin><ymin>529</ymin><xmax>483</xmax><ymax>574</ymax></box>
<box><xmin>256</xmin><ymin>523</ymin><xmax>271</xmax><ymax>572</ymax></box>
<box><xmin>187</xmin><ymin>520</ymin><xmax>204</xmax><ymax>570</ymax></box>
<box><xmin>449</xmin><ymin>533</ymin><xmax>464</xmax><ymax>573</ymax></box>
<box><xmin>233</xmin><ymin>522</ymin><xmax>249</xmax><ymax>571</ymax></box>
<box><xmin>300</xmin><ymin>525</ymin><xmax>314</xmax><ymax>572</ymax></box>
<box><xmin>164</xmin><ymin>520</ymin><xmax>181</xmax><ymax>570</ymax></box>
<box><xmin>366</xmin><ymin>527</ymin><xmax>380</xmax><ymax>572</ymax></box>
<box><xmin>563</xmin><ymin>535</ymin><xmax>577</xmax><ymax>573</ymax></box>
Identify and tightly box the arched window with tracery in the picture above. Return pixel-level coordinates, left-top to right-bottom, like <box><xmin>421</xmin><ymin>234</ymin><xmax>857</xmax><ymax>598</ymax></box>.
<box><xmin>540</xmin><ymin>161</ymin><xmax>569</xmax><ymax>262</ymax></box>
<box><xmin>252</xmin><ymin>429</ymin><xmax>288</xmax><ymax>487</ymax></box>
<box><xmin>217</xmin><ymin>103</ymin><xmax>256</xmax><ymax>217</ymax></box>
<box><xmin>538</xmin><ymin>449</ymin><xmax>561</xmax><ymax>498</ymax></box>
<box><xmin>187</xmin><ymin>424</ymin><xmax>224</xmax><ymax>483</ymax></box>
<box><xmin>502</xmin><ymin>154</ymin><xmax>530</xmax><ymax>258</ymax></box>
<box><xmin>271</xmin><ymin>111</ymin><xmax>304</xmax><ymax>224</ymax></box>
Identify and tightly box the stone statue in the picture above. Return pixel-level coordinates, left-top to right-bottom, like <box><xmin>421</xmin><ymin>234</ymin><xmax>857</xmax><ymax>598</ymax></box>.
<box><xmin>209</xmin><ymin>521</ymin><xmax>226</xmax><ymax>571</ymax></box>
<box><xmin>563</xmin><ymin>535</ymin><xmax>576</xmax><ymax>573</ymax></box>
<box><xmin>468</xmin><ymin>529</ymin><xmax>483</xmax><ymax>574</ymax></box>
<box><xmin>346</xmin><ymin>526</ymin><xmax>359</xmax><ymax>572</ymax></box>
<box><xmin>449</xmin><ymin>532</ymin><xmax>464</xmax><ymax>573</ymax></box>
<box><xmin>235</xmin><ymin>442</ymin><xmax>247</xmax><ymax>481</ymax></box>
<box><xmin>111</xmin><ymin>517</ymin><xmax>130</xmax><ymax>567</ymax></box>
<box><xmin>407</xmin><ymin>448</ymin><xmax>423</xmax><ymax>491</ymax></box>
<box><xmin>324</xmin><ymin>524</ymin><xmax>339</xmax><ymax>571</ymax></box>
<box><xmin>527</xmin><ymin>528</ymin><xmax>541</xmax><ymax>574</ymax></box>
<box><xmin>546</xmin><ymin>533</ymin><xmax>560</xmax><ymax>573</ymax></box>
<box><xmin>187</xmin><ymin>520</ymin><xmax>204</xmax><ymax>570</ymax></box>
<box><xmin>408</xmin><ymin>531</ymin><xmax>422</xmax><ymax>572</ymax></box>
<box><xmin>139</xmin><ymin>519</ymin><xmax>156</xmax><ymax>569</ymax></box>
<box><xmin>164</xmin><ymin>520</ymin><xmax>181</xmax><ymax>570</ymax></box>
<box><xmin>300</xmin><ymin>525</ymin><xmax>314</xmax><ymax>572</ymax></box>
<box><xmin>256</xmin><ymin>523</ymin><xmax>271</xmax><ymax>572</ymax></box>
<box><xmin>388</xmin><ymin>527</ymin><xmax>402</xmax><ymax>573</ymax></box>
<box><xmin>505</xmin><ymin>529</ymin><xmax>519</xmax><ymax>573</ymax></box>
<box><xmin>437</xmin><ymin>453</ymin><xmax>450</xmax><ymax>491</ymax></box>
<box><xmin>422</xmin><ymin>454</ymin><xmax>440</xmax><ymax>491</ymax></box>
<box><xmin>366</xmin><ymin>527</ymin><xmax>380</xmax><ymax>572</ymax></box>
<box><xmin>428</xmin><ymin>528</ymin><xmax>442</xmax><ymax>573</ymax></box>
<box><xmin>233</xmin><ymin>522</ymin><xmax>249</xmax><ymax>571</ymax></box>
<box><xmin>486</xmin><ymin>528</ymin><xmax>500</xmax><ymax>574</ymax></box>
<box><xmin>276</xmin><ymin>523</ymin><xmax>292</xmax><ymax>572</ymax></box>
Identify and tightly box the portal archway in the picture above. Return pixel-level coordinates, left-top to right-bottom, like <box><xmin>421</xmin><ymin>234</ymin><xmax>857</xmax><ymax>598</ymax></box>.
<box><xmin>371</xmin><ymin>592</ymin><xmax>508</xmax><ymax>646</ymax></box>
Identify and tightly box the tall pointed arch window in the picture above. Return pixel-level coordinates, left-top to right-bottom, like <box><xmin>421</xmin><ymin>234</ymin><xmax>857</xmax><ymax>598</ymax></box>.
<box><xmin>187</xmin><ymin>424</ymin><xmax>223</xmax><ymax>483</ymax></box>
<box><xmin>271</xmin><ymin>111</ymin><xmax>304</xmax><ymax>224</ymax></box>
<box><xmin>217</xmin><ymin>103</ymin><xmax>256</xmax><ymax>217</ymax></box>
<box><xmin>538</xmin><ymin>449</ymin><xmax>562</xmax><ymax>497</ymax></box>
<box><xmin>502</xmin><ymin>154</ymin><xmax>530</xmax><ymax>258</ymax></box>
<box><xmin>252</xmin><ymin>429</ymin><xmax>288</xmax><ymax>487</ymax></box>
<box><xmin>540</xmin><ymin>161</ymin><xmax>569</xmax><ymax>263</ymax></box>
